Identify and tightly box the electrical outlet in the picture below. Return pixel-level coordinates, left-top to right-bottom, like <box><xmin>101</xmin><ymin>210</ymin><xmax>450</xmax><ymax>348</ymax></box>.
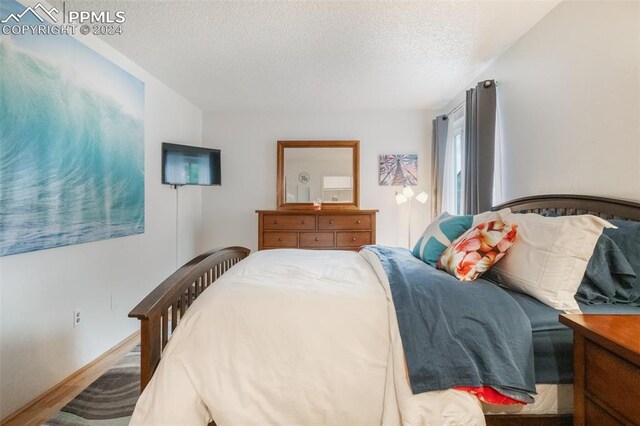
<box><xmin>73</xmin><ymin>310</ymin><xmax>81</xmax><ymax>327</ymax></box>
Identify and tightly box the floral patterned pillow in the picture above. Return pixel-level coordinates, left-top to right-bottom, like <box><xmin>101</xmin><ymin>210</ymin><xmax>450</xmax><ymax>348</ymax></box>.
<box><xmin>438</xmin><ymin>220</ymin><xmax>518</xmax><ymax>282</ymax></box>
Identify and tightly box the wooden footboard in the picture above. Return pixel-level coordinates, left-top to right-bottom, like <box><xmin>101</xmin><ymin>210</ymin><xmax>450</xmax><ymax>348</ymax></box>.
<box><xmin>128</xmin><ymin>246</ymin><xmax>250</xmax><ymax>391</ymax></box>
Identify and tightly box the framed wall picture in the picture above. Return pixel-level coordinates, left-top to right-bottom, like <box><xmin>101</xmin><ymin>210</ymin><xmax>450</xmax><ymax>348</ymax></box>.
<box><xmin>378</xmin><ymin>154</ymin><xmax>418</xmax><ymax>186</ymax></box>
<box><xmin>0</xmin><ymin>0</ymin><xmax>145</xmax><ymax>256</ymax></box>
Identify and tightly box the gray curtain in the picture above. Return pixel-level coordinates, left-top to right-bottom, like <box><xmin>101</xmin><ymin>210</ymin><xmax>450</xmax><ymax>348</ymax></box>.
<box><xmin>463</xmin><ymin>80</ymin><xmax>496</xmax><ymax>214</ymax></box>
<box><xmin>430</xmin><ymin>115</ymin><xmax>449</xmax><ymax>218</ymax></box>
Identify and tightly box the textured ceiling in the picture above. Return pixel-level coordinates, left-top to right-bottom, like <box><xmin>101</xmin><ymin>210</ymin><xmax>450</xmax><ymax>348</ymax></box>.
<box><xmin>51</xmin><ymin>0</ymin><xmax>560</xmax><ymax>112</ymax></box>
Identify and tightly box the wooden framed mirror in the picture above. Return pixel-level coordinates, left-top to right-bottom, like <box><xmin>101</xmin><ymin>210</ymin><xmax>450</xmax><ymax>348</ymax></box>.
<box><xmin>277</xmin><ymin>140</ymin><xmax>360</xmax><ymax>210</ymax></box>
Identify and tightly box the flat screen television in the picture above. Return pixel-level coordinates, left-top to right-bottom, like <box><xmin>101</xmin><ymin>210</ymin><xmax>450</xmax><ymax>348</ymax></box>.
<box><xmin>162</xmin><ymin>143</ymin><xmax>221</xmax><ymax>186</ymax></box>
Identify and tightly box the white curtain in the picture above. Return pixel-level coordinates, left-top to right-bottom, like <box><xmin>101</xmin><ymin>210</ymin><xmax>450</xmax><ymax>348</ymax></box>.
<box><xmin>492</xmin><ymin>98</ymin><xmax>504</xmax><ymax>206</ymax></box>
<box><xmin>441</xmin><ymin>113</ymin><xmax>458</xmax><ymax>214</ymax></box>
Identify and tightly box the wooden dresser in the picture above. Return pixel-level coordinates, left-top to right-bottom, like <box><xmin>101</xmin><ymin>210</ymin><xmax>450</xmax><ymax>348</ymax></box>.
<box><xmin>559</xmin><ymin>314</ymin><xmax>640</xmax><ymax>425</ymax></box>
<box><xmin>256</xmin><ymin>210</ymin><xmax>377</xmax><ymax>251</ymax></box>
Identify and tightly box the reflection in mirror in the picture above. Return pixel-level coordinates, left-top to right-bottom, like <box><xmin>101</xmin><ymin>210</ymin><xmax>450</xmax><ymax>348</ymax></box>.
<box><xmin>284</xmin><ymin>147</ymin><xmax>353</xmax><ymax>203</ymax></box>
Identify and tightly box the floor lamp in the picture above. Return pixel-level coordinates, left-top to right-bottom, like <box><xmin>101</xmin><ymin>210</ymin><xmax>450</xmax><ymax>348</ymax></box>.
<box><xmin>395</xmin><ymin>186</ymin><xmax>429</xmax><ymax>248</ymax></box>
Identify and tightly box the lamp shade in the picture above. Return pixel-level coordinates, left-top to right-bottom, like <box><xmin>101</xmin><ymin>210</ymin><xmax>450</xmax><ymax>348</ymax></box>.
<box><xmin>415</xmin><ymin>191</ymin><xmax>429</xmax><ymax>204</ymax></box>
<box><xmin>402</xmin><ymin>186</ymin><xmax>414</xmax><ymax>198</ymax></box>
<box><xmin>395</xmin><ymin>192</ymin><xmax>408</xmax><ymax>205</ymax></box>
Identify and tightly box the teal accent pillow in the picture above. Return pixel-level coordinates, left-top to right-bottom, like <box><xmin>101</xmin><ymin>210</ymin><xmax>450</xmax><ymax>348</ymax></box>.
<box><xmin>412</xmin><ymin>212</ymin><xmax>474</xmax><ymax>267</ymax></box>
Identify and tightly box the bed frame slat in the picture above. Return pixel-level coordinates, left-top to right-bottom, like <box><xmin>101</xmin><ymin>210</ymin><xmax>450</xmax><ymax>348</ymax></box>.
<box><xmin>182</xmin><ymin>289</ymin><xmax>189</xmax><ymax>311</ymax></box>
<box><xmin>161</xmin><ymin>312</ymin><xmax>169</xmax><ymax>350</ymax></box>
<box><xmin>171</xmin><ymin>302</ymin><xmax>178</xmax><ymax>332</ymax></box>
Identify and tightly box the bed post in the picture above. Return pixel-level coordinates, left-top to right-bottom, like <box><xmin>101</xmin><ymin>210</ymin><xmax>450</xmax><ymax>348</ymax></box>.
<box><xmin>139</xmin><ymin>315</ymin><xmax>161</xmax><ymax>390</ymax></box>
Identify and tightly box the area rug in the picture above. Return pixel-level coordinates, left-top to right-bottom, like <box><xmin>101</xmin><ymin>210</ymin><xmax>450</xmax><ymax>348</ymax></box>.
<box><xmin>45</xmin><ymin>346</ymin><xmax>140</xmax><ymax>425</ymax></box>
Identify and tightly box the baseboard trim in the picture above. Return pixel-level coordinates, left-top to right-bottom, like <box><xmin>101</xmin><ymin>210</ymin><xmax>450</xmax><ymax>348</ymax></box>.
<box><xmin>1</xmin><ymin>330</ymin><xmax>140</xmax><ymax>426</ymax></box>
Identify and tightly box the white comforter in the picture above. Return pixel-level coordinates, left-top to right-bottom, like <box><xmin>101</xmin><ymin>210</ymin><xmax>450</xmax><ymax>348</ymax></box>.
<box><xmin>130</xmin><ymin>249</ymin><xmax>484</xmax><ymax>425</ymax></box>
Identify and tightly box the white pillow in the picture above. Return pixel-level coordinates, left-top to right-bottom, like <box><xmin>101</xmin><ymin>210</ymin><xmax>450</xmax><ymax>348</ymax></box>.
<box><xmin>474</xmin><ymin>208</ymin><xmax>512</xmax><ymax>226</ymax></box>
<box><xmin>486</xmin><ymin>213</ymin><xmax>615</xmax><ymax>312</ymax></box>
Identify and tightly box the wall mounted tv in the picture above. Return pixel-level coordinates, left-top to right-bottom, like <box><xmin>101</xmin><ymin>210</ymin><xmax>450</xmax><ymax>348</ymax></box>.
<box><xmin>162</xmin><ymin>143</ymin><xmax>221</xmax><ymax>186</ymax></box>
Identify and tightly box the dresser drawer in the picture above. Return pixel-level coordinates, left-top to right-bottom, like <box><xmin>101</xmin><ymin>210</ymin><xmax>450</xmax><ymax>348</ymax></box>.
<box><xmin>585</xmin><ymin>398</ymin><xmax>622</xmax><ymax>426</ymax></box>
<box><xmin>319</xmin><ymin>215</ymin><xmax>371</xmax><ymax>230</ymax></box>
<box><xmin>263</xmin><ymin>232</ymin><xmax>298</xmax><ymax>248</ymax></box>
<box><xmin>263</xmin><ymin>215</ymin><xmax>315</xmax><ymax>230</ymax></box>
<box><xmin>299</xmin><ymin>232</ymin><xmax>334</xmax><ymax>248</ymax></box>
<box><xmin>585</xmin><ymin>341</ymin><xmax>640</xmax><ymax>422</ymax></box>
<box><xmin>336</xmin><ymin>232</ymin><xmax>371</xmax><ymax>247</ymax></box>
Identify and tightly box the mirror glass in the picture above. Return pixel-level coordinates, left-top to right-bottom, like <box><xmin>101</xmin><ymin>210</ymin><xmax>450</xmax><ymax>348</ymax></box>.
<box><xmin>283</xmin><ymin>147</ymin><xmax>353</xmax><ymax>204</ymax></box>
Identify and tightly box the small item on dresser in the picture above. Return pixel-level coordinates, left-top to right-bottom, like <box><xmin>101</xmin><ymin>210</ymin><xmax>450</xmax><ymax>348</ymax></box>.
<box><xmin>313</xmin><ymin>198</ymin><xmax>322</xmax><ymax>211</ymax></box>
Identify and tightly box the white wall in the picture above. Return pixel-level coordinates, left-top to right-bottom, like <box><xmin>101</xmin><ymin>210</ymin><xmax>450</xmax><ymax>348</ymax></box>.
<box><xmin>441</xmin><ymin>0</ymin><xmax>640</xmax><ymax>202</ymax></box>
<box><xmin>201</xmin><ymin>110</ymin><xmax>433</xmax><ymax>252</ymax></box>
<box><xmin>0</xmin><ymin>35</ymin><xmax>203</xmax><ymax>417</ymax></box>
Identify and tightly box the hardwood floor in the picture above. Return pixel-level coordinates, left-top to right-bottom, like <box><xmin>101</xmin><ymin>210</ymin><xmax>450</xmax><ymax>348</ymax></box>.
<box><xmin>1</xmin><ymin>331</ymin><xmax>140</xmax><ymax>426</ymax></box>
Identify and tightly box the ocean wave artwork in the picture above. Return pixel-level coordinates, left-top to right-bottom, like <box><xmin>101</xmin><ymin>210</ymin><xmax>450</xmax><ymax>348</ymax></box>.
<box><xmin>0</xmin><ymin>0</ymin><xmax>144</xmax><ymax>257</ymax></box>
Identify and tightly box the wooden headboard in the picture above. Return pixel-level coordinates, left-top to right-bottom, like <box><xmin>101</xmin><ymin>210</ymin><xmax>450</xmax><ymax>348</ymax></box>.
<box><xmin>492</xmin><ymin>194</ymin><xmax>640</xmax><ymax>221</ymax></box>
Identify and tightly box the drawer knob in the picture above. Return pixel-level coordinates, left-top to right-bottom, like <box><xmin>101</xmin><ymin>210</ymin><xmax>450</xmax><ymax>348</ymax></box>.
<box><xmin>329</xmin><ymin>220</ymin><xmax>334</xmax><ymax>224</ymax></box>
<box><xmin>352</xmin><ymin>237</ymin><xmax>357</xmax><ymax>241</ymax></box>
<box><xmin>278</xmin><ymin>237</ymin><xmax>283</xmax><ymax>242</ymax></box>
<box><xmin>274</xmin><ymin>220</ymin><xmax>278</xmax><ymax>224</ymax></box>
<box><xmin>356</xmin><ymin>220</ymin><xmax>361</xmax><ymax>224</ymax></box>
<box><xmin>301</xmin><ymin>220</ymin><xmax>305</xmax><ymax>224</ymax></box>
<box><xmin>315</xmin><ymin>237</ymin><xmax>319</xmax><ymax>241</ymax></box>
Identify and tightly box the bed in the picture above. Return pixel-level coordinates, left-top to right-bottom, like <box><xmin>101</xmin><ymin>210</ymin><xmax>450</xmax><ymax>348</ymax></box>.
<box><xmin>128</xmin><ymin>194</ymin><xmax>640</xmax><ymax>425</ymax></box>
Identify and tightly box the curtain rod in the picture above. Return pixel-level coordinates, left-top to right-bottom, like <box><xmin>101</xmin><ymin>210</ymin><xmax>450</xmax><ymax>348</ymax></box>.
<box><xmin>443</xmin><ymin>79</ymin><xmax>496</xmax><ymax>119</ymax></box>
<box><xmin>443</xmin><ymin>102</ymin><xmax>464</xmax><ymax>119</ymax></box>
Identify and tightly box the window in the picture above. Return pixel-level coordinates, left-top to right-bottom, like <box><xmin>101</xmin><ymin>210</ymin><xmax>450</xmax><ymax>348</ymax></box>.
<box><xmin>439</xmin><ymin>87</ymin><xmax>499</xmax><ymax>215</ymax></box>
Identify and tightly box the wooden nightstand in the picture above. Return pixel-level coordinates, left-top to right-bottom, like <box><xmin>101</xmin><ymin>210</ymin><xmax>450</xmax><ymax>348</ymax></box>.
<box><xmin>559</xmin><ymin>314</ymin><xmax>640</xmax><ymax>425</ymax></box>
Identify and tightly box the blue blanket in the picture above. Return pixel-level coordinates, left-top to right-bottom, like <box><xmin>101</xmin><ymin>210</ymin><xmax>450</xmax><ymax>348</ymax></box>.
<box><xmin>366</xmin><ymin>246</ymin><xmax>536</xmax><ymax>396</ymax></box>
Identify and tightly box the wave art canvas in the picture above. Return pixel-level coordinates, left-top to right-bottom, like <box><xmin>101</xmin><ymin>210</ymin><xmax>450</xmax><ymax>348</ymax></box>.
<box><xmin>0</xmin><ymin>0</ymin><xmax>145</xmax><ymax>257</ymax></box>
